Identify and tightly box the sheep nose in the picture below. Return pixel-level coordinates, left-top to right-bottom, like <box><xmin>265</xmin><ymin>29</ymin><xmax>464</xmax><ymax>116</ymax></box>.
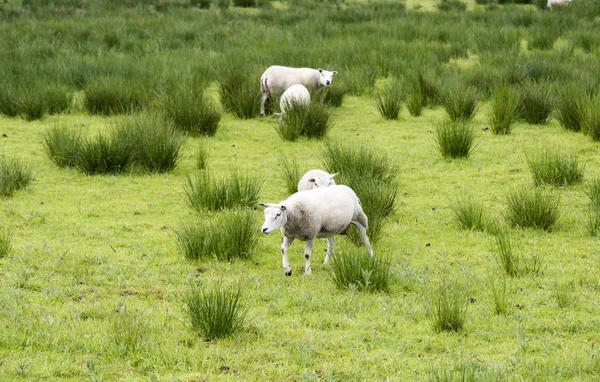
<box><xmin>325</xmin><ymin>81</ymin><xmax>331</xmax><ymax>85</ymax></box>
<box><xmin>262</xmin><ymin>227</ymin><xmax>268</xmax><ymax>234</ymax></box>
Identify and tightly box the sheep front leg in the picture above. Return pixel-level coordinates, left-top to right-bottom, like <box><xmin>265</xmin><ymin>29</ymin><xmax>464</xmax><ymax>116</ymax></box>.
<box><xmin>282</xmin><ymin>236</ymin><xmax>294</xmax><ymax>276</ymax></box>
<box><xmin>356</xmin><ymin>224</ymin><xmax>375</xmax><ymax>257</ymax></box>
<box><xmin>323</xmin><ymin>237</ymin><xmax>335</xmax><ymax>265</ymax></box>
<box><xmin>304</xmin><ymin>239</ymin><xmax>315</xmax><ymax>275</ymax></box>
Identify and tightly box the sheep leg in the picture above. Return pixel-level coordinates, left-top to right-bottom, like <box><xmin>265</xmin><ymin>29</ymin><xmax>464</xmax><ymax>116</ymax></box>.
<box><xmin>355</xmin><ymin>223</ymin><xmax>375</xmax><ymax>257</ymax></box>
<box><xmin>260</xmin><ymin>91</ymin><xmax>269</xmax><ymax>117</ymax></box>
<box><xmin>323</xmin><ymin>237</ymin><xmax>335</xmax><ymax>265</ymax></box>
<box><xmin>282</xmin><ymin>236</ymin><xmax>294</xmax><ymax>276</ymax></box>
<box><xmin>304</xmin><ymin>239</ymin><xmax>315</xmax><ymax>275</ymax></box>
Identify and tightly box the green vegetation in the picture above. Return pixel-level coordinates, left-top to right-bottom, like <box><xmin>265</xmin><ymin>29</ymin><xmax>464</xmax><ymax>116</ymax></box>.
<box><xmin>504</xmin><ymin>187</ymin><xmax>561</xmax><ymax>231</ymax></box>
<box><xmin>434</xmin><ymin>120</ymin><xmax>476</xmax><ymax>159</ymax></box>
<box><xmin>160</xmin><ymin>88</ymin><xmax>222</xmax><ymax>137</ymax></box>
<box><xmin>425</xmin><ymin>274</ymin><xmax>469</xmax><ymax>333</ymax></box>
<box><xmin>526</xmin><ymin>146</ymin><xmax>584</xmax><ymax>187</ymax></box>
<box><xmin>488</xmin><ymin>84</ymin><xmax>519</xmax><ymax>135</ymax></box>
<box><xmin>184</xmin><ymin>171</ymin><xmax>262</xmax><ymax>212</ymax></box>
<box><xmin>328</xmin><ymin>249</ymin><xmax>392</xmax><ymax>293</ymax></box>
<box><xmin>0</xmin><ymin>156</ymin><xmax>33</xmax><ymax>197</ymax></box>
<box><xmin>277</xmin><ymin>101</ymin><xmax>333</xmax><ymax>141</ymax></box>
<box><xmin>374</xmin><ymin>81</ymin><xmax>405</xmax><ymax>120</ymax></box>
<box><xmin>449</xmin><ymin>194</ymin><xmax>488</xmax><ymax>231</ymax></box>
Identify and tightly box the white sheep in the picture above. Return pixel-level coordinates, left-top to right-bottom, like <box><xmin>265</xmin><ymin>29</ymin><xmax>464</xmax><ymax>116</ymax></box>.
<box><xmin>260</xmin><ymin>65</ymin><xmax>337</xmax><ymax>117</ymax></box>
<box><xmin>547</xmin><ymin>0</ymin><xmax>571</xmax><ymax>7</ymax></box>
<box><xmin>297</xmin><ymin>169</ymin><xmax>339</xmax><ymax>192</ymax></box>
<box><xmin>279</xmin><ymin>84</ymin><xmax>311</xmax><ymax>116</ymax></box>
<box><xmin>259</xmin><ymin>185</ymin><xmax>374</xmax><ymax>276</ymax></box>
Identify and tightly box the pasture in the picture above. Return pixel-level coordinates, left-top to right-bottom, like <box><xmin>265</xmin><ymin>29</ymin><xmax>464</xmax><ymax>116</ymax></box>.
<box><xmin>2</xmin><ymin>0</ymin><xmax>600</xmax><ymax>380</ymax></box>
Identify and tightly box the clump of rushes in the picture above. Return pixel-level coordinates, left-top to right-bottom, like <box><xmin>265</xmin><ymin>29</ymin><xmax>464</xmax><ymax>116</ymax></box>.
<box><xmin>84</xmin><ymin>76</ymin><xmax>147</xmax><ymax>116</ymax></box>
<box><xmin>449</xmin><ymin>194</ymin><xmax>488</xmax><ymax>232</ymax></box>
<box><xmin>184</xmin><ymin>171</ymin><xmax>262</xmax><ymax>212</ymax></box>
<box><xmin>316</xmin><ymin>84</ymin><xmax>347</xmax><ymax>108</ymax></box>
<box><xmin>434</xmin><ymin>120</ymin><xmax>476</xmax><ymax>159</ymax></box>
<box><xmin>406</xmin><ymin>82</ymin><xmax>423</xmax><ymax>117</ymax></box>
<box><xmin>41</xmin><ymin>124</ymin><xmax>82</xmax><ymax>168</ymax></box>
<box><xmin>196</xmin><ymin>140</ymin><xmax>209</xmax><ymax>170</ymax></box>
<box><xmin>581</xmin><ymin>95</ymin><xmax>600</xmax><ymax>141</ymax></box>
<box><xmin>277</xmin><ymin>101</ymin><xmax>333</xmax><ymax>141</ymax></box>
<box><xmin>219</xmin><ymin>69</ymin><xmax>261</xmax><ymax>119</ymax></box>
<box><xmin>488</xmin><ymin>84</ymin><xmax>519</xmax><ymax>135</ymax></box>
<box><xmin>585</xmin><ymin>178</ymin><xmax>600</xmax><ymax>236</ymax></box>
<box><xmin>0</xmin><ymin>226</ymin><xmax>11</xmax><ymax>258</ymax></box>
<box><xmin>554</xmin><ymin>85</ymin><xmax>587</xmax><ymax>133</ymax></box>
<box><xmin>278</xmin><ymin>153</ymin><xmax>301</xmax><ymax>195</ymax></box>
<box><xmin>504</xmin><ymin>187</ymin><xmax>561</xmax><ymax>231</ymax></box>
<box><xmin>177</xmin><ymin>210</ymin><xmax>259</xmax><ymax>261</ymax></box>
<box><xmin>76</xmin><ymin>132</ymin><xmax>133</xmax><ymax>175</ymax></box>
<box><xmin>526</xmin><ymin>146</ymin><xmax>584</xmax><ymax>187</ymax></box>
<box><xmin>161</xmin><ymin>88</ymin><xmax>221</xmax><ymax>137</ymax></box>
<box><xmin>0</xmin><ymin>156</ymin><xmax>33</xmax><ymax>197</ymax></box>
<box><xmin>489</xmin><ymin>278</ymin><xmax>509</xmax><ymax>315</ymax></box>
<box><xmin>438</xmin><ymin>77</ymin><xmax>479</xmax><ymax>121</ymax></box>
<box><xmin>111</xmin><ymin>309</ymin><xmax>146</xmax><ymax>356</ymax></box>
<box><xmin>425</xmin><ymin>275</ymin><xmax>468</xmax><ymax>332</ymax></box>
<box><xmin>183</xmin><ymin>282</ymin><xmax>246</xmax><ymax>341</ymax></box>
<box><xmin>328</xmin><ymin>249</ymin><xmax>392</xmax><ymax>293</ymax></box>
<box><xmin>374</xmin><ymin>81</ymin><xmax>405</xmax><ymax>120</ymax></box>
<box><xmin>553</xmin><ymin>280</ymin><xmax>576</xmax><ymax>309</ymax></box>
<box><xmin>517</xmin><ymin>80</ymin><xmax>555</xmax><ymax>125</ymax></box>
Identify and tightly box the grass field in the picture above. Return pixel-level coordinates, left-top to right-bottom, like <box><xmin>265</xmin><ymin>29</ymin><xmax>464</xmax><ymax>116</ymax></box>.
<box><xmin>2</xmin><ymin>0</ymin><xmax>600</xmax><ymax>380</ymax></box>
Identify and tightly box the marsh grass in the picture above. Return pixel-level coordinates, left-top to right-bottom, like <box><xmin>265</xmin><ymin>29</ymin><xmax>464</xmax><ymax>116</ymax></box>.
<box><xmin>196</xmin><ymin>140</ymin><xmax>209</xmax><ymax>170</ymax></box>
<box><xmin>504</xmin><ymin>187</ymin><xmax>561</xmax><ymax>230</ymax></box>
<box><xmin>437</xmin><ymin>0</ymin><xmax>467</xmax><ymax>11</ymax></box>
<box><xmin>278</xmin><ymin>153</ymin><xmax>301</xmax><ymax>195</ymax></box>
<box><xmin>449</xmin><ymin>194</ymin><xmax>488</xmax><ymax>232</ymax></box>
<box><xmin>585</xmin><ymin>178</ymin><xmax>600</xmax><ymax>208</ymax></box>
<box><xmin>492</xmin><ymin>229</ymin><xmax>544</xmax><ymax>277</ymax></box>
<box><xmin>316</xmin><ymin>85</ymin><xmax>347</xmax><ymax>108</ymax></box>
<box><xmin>438</xmin><ymin>79</ymin><xmax>479</xmax><ymax>121</ymax></box>
<box><xmin>0</xmin><ymin>226</ymin><xmax>11</xmax><ymax>258</ymax></box>
<box><xmin>41</xmin><ymin>124</ymin><xmax>82</xmax><ymax>168</ymax></box>
<box><xmin>84</xmin><ymin>77</ymin><xmax>147</xmax><ymax>115</ymax></box>
<box><xmin>176</xmin><ymin>210</ymin><xmax>259</xmax><ymax>261</ymax></box>
<box><xmin>581</xmin><ymin>96</ymin><xmax>600</xmax><ymax>141</ymax></box>
<box><xmin>374</xmin><ymin>82</ymin><xmax>405</xmax><ymax>120</ymax></box>
<box><xmin>277</xmin><ymin>101</ymin><xmax>333</xmax><ymax>141</ymax></box>
<box><xmin>489</xmin><ymin>278</ymin><xmax>509</xmax><ymax>315</ymax></box>
<box><xmin>425</xmin><ymin>275</ymin><xmax>468</xmax><ymax>333</ymax></box>
<box><xmin>517</xmin><ymin>81</ymin><xmax>555</xmax><ymax>125</ymax></box>
<box><xmin>488</xmin><ymin>84</ymin><xmax>519</xmax><ymax>135</ymax></box>
<box><xmin>406</xmin><ymin>83</ymin><xmax>423</xmax><ymax>117</ymax></box>
<box><xmin>183</xmin><ymin>282</ymin><xmax>246</xmax><ymax>341</ymax></box>
<box><xmin>553</xmin><ymin>281</ymin><xmax>576</xmax><ymax>309</ymax></box>
<box><xmin>111</xmin><ymin>308</ymin><xmax>145</xmax><ymax>356</ymax></box>
<box><xmin>184</xmin><ymin>171</ymin><xmax>262</xmax><ymax>212</ymax></box>
<box><xmin>328</xmin><ymin>249</ymin><xmax>391</xmax><ymax>293</ymax></box>
<box><xmin>554</xmin><ymin>86</ymin><xmax>587</xmax><ymax>133</ymax></box>
<box><xmin>219</xmin><ymin>70</ymin><xmax>261</xmax><ymax>119</ymax></box>
<box><xmin>112</xmin><ymin>114</ymin><xmax>184</xmax><ymax>173</ymax></box>
<box><xmin>76</xmin><ymin>132</ymin><xmax>133</xmax><ymax>175</ymax></box>
<box><xmin>585</xmin><ymin>178</ymin><xmax>600</xmax><ymax>236</ymax></box>
<box><xmin>434</xmin><ymin>120</ymin><xmax>476</xmax><ymax>159</ymax></box>
<box><xmin>526</xmin><ymin>146</ymin><xmax>584</xmax><ymax>187</ymax></box>
<box><xmin>161</xmin><ymin>88</ymin><xmax>221</xmax><ymax>137</ymax></box>
<box><xmin>0</xmin><ymin>156</ymin><xmax>33</xmax><ymax>197</ymax></box>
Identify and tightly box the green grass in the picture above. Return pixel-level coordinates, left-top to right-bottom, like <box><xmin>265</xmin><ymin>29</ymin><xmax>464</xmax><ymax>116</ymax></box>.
<box><xmin>328</xmin><ymin>249</ymin><xmax>392</xmax><ymax>293</ymax></box>
<box><xmin>488</xmin><ymin>84</ymin><xmax>519</xmax><ymax>135</ymax></box>
<box><xmin>517</xmin><ymin>80</ymin><xmax>555</xmax><ymax>125</ymax></box>
<box><xmin>448</xmin><ymin>194</ymin><xmax>488</xmax><ymax>232</ymax></box>
<box><xmin>374</xmin><ymin>81</ymin><xmax>405</xmax><ymax>120</ymax></box>
<box><xmin>278</xmin><ymin>153</ymin><xmax>301</xmax><ymax>195</ymax></box>
<box><xmin>184</xmin><ymin>171</ymin><xmax>262</xmax><ymax>212</ymax></box>
<box><xmin>504</xmin><ymin>187</ymin><xmax>561</xmax><ymax>231</ymax></box>
<box><xmin>76</xmin><ymin>132</ymin><xmax>133</xmax><ymax>175</ymax></box>
<box><xmin>581</xmin><ymin>96</ymin><xmax>600</xmax><ymax>141</ymax></box>
<box><xmin>277</xmin><ymin>101</ymin><xmax>333</xmax><ymax>141</ymax></box>
<box><xmin>196</xmin><ymin>140</ymin><xmax>209</xmax><ymax>170</ymax></box>
<box><xmin>554</xmin><ymin>85</ymin><xmax>587</xmax><ymax>133</ymax></box>
<box><xmin>433</xmin><ymin>120</ymin><xmax>476</xmax><ymax>159</ymax></box>
<box><xmin>526</xmin><ymin>146</ymin><xmax>584</xmax><ymax>187</ymax></box>
<box><xmin>160</xmin><ymin>88</ymin><xmax>222</xmax><ymax>137</ymax></box>
<box><xmin>0</xmin><ymin>156</ymin><xmax>33</xmax><ymax>197</ymax></box>
<box><xmin>425</xmin><ymin>274</ymin><xmax>468</xmax><ymax>333</ymax></box>
<box><xmin>489</xmin><ymin>277</ymin><xmax>509</xmax><ymax>315</ymax></box>
<box><xmin>0</xmin><ymin>226</ymin><xmax>11</xmax><ymax>258</ymax></box>
<box><xmin>41</xmin><ymin>124</ymin><xmax>82</xmax><ymax>168</ymax></box>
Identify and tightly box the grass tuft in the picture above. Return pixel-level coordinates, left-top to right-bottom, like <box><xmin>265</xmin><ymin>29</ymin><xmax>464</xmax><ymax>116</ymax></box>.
<box><xmin>0</xmin><ymin>226</ymin><xmax>11</xmax><ymax>258</ymax></box>
<box><xmin>219</xmin><ymin>70</ymin><xmax>261</xmax><ymax>119</ymax></box>
<box><xmin>111</xmin><ymin>308</ymin><xmax>145</xmax><ymax>356</ymax></box>
<box><xmin>328</xmin><ymin>249</ymin><xmax>391</xmax><ymax>293</ymax></box>
<box><xmin>76</xmin><ymin>132</ymin><xmax>132</xmax><ymax>175</ymax></box>
<box><xmin>184</xmin><ymin>171</ymin><xmax>262</xmax><ymax>212</ymax></box>
<box><xmin>504</xmin><ymin>187</ymin><xmax>561</xmax><ymax>231</ymax></box>
<box><xmin>488</xmin><ymin>84</ymin><xmax>519</xmax><ymax>135</ymax></box>
<box><xmin>438</xmin><ymin>78</ymin><xmax>479</xmax><ymax>121</ymax></box>
<box><xmin>526</xmin><ymin>146</ymin><xmax>584</xmax><ymax>187</ymax></box>
<box><xmin>553</xmin><ymin>281</ymin><xmax>576</xmax><ymax>309</ymax></box>
<box><xmin>374</xmin><ymin>81</ymin><xmax>404</xmax><ymax>120</ymax></box>
<box><xmin>161</xmin><ymin>88</ymin><xmax>221</xmax><ymax>137</ymax></box>
<box><xmin>41</xmin><ymin>124</ymin><xmax>82</xmax><ymax>168</ymax></box>
<box><xmin>581</xmin><ymin>96</ymin><xmax>600</xmax><ymax>141</ymax></box>
<box><xmin>278</xmin><ymin>153</ymin><xmax>301</xmax><ymax>195</ymax></box>
<box><xmin>277</xmin><ymin>101</ymin><xmax>333</xmax><ymax>141</ymax></box>
<box><xmin>489</xmin><ymin>278</ymin><xmax>509</xmax><ymax>315</ymax></box>
<box><xmin>0</xmin><ymin>156</ymin><xmax>33</xmax><ymax>197</ymax></box>
<box><xmin>196</xmin><ymin>140</ymin><xmax>209</xmax><ymax>170</ymax></box>
<box><xmin>554</xmin><ymin>86</ymin><xmax>587</xmax><ymax>133</ymax></box>
<box><xmin>425</xmin><ymin>275</ymin><xmax>468</xmax><ymax>333</ymax></box>
<box><xmin>182</xmin><ymin>282</ymin><xmax>246</xmax><ymax>341</ymax></box>
<box><xmin>449</xmin><ymin>194</ymin><xmax>488</xmax><ymax>232</ymax></box>
<box><xmin>434</xmin><ymin>120</ymin><xmax>476</xmax><ymax>159</ymax></box>
<box><xmin>517</xmin><ymin>80</ymin><xmax>555</xmax><ymax>125</ymax></box>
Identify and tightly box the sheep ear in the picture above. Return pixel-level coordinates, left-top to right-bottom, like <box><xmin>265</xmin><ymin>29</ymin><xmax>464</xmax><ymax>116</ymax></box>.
<box><xmin>318</xmin><ymin>68</ymin><xmax>323</xmax><ymax>73</ymax></box>
<box><xmin>258</xmin><ymin>202</ymin><xmax>270</xmax><ymax>208</ymax></box>
<box><xmin>330</xmin><ymin>172</ymin><xmax>339</xmax><ymax>179</ymax></box>
<box><xmin>308</xmin><ymin>178</ymin><xmax>316</xmax><ymax>183</ymax></box>
<box><xmin>332</xmin><ymin>71</ymin><xmax>338</xmax><ymax>75</ymax></box>
<box><xmin>280</xmin><ymin>205</ymin><xmax>287</xmax><ymax>211</ymax></box>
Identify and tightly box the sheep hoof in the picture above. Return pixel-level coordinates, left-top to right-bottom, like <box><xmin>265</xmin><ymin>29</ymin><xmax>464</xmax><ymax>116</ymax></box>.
<box><xmin>285</xmin><ymin>269</ymin><xmax>292</xmax><ymax>277</ymax></box>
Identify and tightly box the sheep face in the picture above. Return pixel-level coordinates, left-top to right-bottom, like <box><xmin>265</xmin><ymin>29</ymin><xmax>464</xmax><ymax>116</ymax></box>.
<box><xmin>309</xmin><ymin>172</ymin><xmax>339</xmax><ymax>189</ymax></box>
<box><xmin>259</xmin><ymin>203</ymin><xmax>287</xmax><ymax>234</ymax></box>
<box><xmin>317</xmin><ymin>68</ymin><xmax>338</xmax><ymax>87</ymax></box>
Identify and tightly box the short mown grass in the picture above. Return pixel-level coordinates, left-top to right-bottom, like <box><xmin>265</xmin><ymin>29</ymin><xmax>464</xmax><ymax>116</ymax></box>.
<box><xmin>328</xmin><ymin>249</ymin><xmax>391</xmax><ymax>293</ymax></box>
<box><xmin>0</xmin><ymin>156</ymin><xmax>33</xmax><ymax>197</ymax></box>
<box><xmin>184</xmin><ymin>171</ymin><xmax>262</xmax><ymax>212</ymax></box>
<box><xmin>526</xmin><ymin>146</ymin><xmax>584</xmax><ymax>187</ymax></box>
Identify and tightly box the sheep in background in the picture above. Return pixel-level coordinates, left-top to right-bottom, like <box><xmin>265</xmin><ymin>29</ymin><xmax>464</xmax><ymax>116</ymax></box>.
<box><xmin>260</xmin><ymin>65</ymin><xmax>337</xmax><ymax>117</ymax></box>
<box><xmin>297</xmin><ymin>169</ymin><xmax>339</xmax><ymax>192</ymax></box>
<box><xmin>279</xmin><ymin>84</ymin><xmax>311</xmax><ymax>116</ymax></box>
<box><xmin>547</xmin><ymin>0</ymin><xmax>571</xmax><ymax>8</ymax></box>
<box><xmin>259</xmin><ymin>185</ymin><xmax>374</xmax><ymax>276</ymax></box>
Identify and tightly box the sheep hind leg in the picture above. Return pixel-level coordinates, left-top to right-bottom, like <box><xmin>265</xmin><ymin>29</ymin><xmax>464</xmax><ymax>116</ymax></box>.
<box><xmin>304</xmin><ymin>239</ymin><xmax>315</xmax><ymax>275</ymax></box>
<box><xmin>355</xmin><ymin>223</ymin><xmax>374</xmax><ymax>257</ymax></box>
<box><xmin>260</xmin><ymin>92</ymin><xmax>269</xmax><ymax>117</ymax></box>
<box><xmin>323</xmin><ymin>237</ymin><xmax>335</xmax><ymax>265</ymax></box>
<box><xmin>282</xmin><ymin>236</ymin><xmax>294</xmax><ymax>276</ymax></box>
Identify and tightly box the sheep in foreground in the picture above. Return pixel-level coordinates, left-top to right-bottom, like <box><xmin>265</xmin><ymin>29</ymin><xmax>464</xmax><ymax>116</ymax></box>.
<box><xmin>259</xmin><ymin>185</ymin><xmax>374</xmax><ymax>276</ymax></box>
<box><xmin>297</xmin><ymin>169</ymin><xmax>339</xmax><ymax>192</ymax></box>
<box><xmin>260</xmin><ymin>65</ymin><xmax>337</xmax><ymax>117</ymax></box>
<box><xmin>280</xmin><ymin>84</ymin><xmax>311</xmax><ymax>116</ymax></box>
<box><xmin>547</xmin><ymin>0</ymin><xmax>571</xmax><ymax>7</ymax></box>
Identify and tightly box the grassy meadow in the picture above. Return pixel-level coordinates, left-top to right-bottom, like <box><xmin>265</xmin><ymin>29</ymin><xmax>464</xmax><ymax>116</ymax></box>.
<box><xmin>2</xmin><ymin>0</ymin><xmax>600</xmax><ymax>380</ymax></box>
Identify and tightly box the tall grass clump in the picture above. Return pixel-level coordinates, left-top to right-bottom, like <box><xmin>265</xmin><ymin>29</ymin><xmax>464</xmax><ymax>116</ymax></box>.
<box><xmin>488</xmin><ymin>84</ymin><xmax>519</xmax><ymax>135</ymax></box>
<box><xmin>277</xmin><ymin>101</ymin><xmax>333</xmax><ymax>141</ymax></box>
<box><xmin>41</xmin><ymin>124</ymin><xmax>82</xmax><ymax>168</ymax></box>
<box><xmin>425</xmin><ymin>275</ymin><xmax>468</xmax><ymax>333</ymax></box>
<box><xmin>316</xmin><ymin>85</ymin><xmax>347</xmax><ymax>108</ymax></box>
<box><xmin>504</xmin><ymin>187</ymin><xmax>561</xmax><ymax>231</ymax></box>
<box><xmin>492</xmin><ymin>230</ymin><xmax>522</xmax><ymax>277</ymax></box>
<box><xmin>184</xmin><ymin>171</ymin><xmax>262</xmax><ymax>212</ymax></box>
<box><xmin>278</xmin><ymin>153</ymin><xmax>301</xmax><ymax>195</ymax></box>
<box><xmin>76</xmin><ymin>133</ymin><xmax>133</xmax><ymax>175</ymax></box>
<box><xmin>526</xmin><ymin>146</ymin><xmax>584</xmax><ymax>187</ymax></box>
<box><xmin>84</xmin><ymin>77</ymin><xmax>147</xmax><ymax>115</ymax></box>
<box><xmin>553</xmin><ymin>281</ymin><xmax>576</xmax><ymax>309</ymax></box>
<box><xmin>177</xmin><ymin>210</ymin><xmax>259</xmax><ymax>261</ymax></box>
<box><xmin>219</xmin><ymin>70</ymin><xmax>261</xmax><ymax>119</ymax></box>
<box><xmin>374</xmin><ymin>82</ymin><xmax>405</xmax><ymax>120</ymax></box>
<box><xmin>517</xmin><ymin>80</ymin><xmax>555</xmax><ymax>125</ymax></box>
<box><xmin>112</xmin><ymin>114</ymin><xmax>184</xmax><ymax>173</ymax></box>
<box><xmin>433</xmin><ymin>120</ymin><xmax>476</xmax><ymax>159</ymax></box>
<box><xmin>449</xmin><ymin>194</ymin><xmax>488</xmax><ymax>232</ymax></box>
<box><xmin>489</xmin><ymin>278</ymin><xmax>509</xmax><ymax>315</ymax></box>
<box><xmin>437</xmin><ymin>0</ymin><xmax>467</xmax><ymax>11</ymax></box>
<box><xmin>111</xmin><ymin>309</ymin><xmax>145</xmax><ymax>356</ymax></box>
<box><xmin>182</xmin><ymin>282</ymin><xmax>246</xmax><ymax>341</ymax></box>
<box><xmin>406</xmin><ymin>83</ymin><xmax>423</xmax><ymax>117</ymax></box>
<box><xmin>233</xmin><ymin>0</ymin><xmax>256</xmax><ymax>6</ymax></box>
<box><xmin>196</xmin><ymin>140</ymin><xmax>209</xmax><ymax>170</ymax></box>
<box><xmin>328</xmin><ymin>249</ymin><xmax>391</xmax><ymax>293</ymax></box>
<box><xmin>581</xmin><ymin>96</ymin><xmax>600</xmax><ymax>141</ymax></box>
<box><xmin>0</xmin><ymin>226</ymin><xmax>11</xmax><ymax>258</ymax></box>
<box><xmin>554</xmin><ymin>85</ymin><xmax>587</xmax><ymax>132</ymax></box>
<box><xmin>585</xmin><ymin>178</ymin><xmax>600</xmax><ymax>236</ymax></box>
<box><xmin>160</xmin><ymin>88</ymin><xmax>221</xmax><ymax>137</ymax></box>
<box><xmin>438</xmin><ymin>79</ymin><xmax>479</xmax><ymax>121</ymax></box>
<box><xmin>0</xmin><ymin>156</ymin><xmax>33</xmax><ymax>197</ymax></box>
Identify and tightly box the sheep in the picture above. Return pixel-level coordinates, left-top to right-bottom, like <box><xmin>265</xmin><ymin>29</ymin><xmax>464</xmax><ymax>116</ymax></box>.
<box><xmin>279</xmin><ymin>84</ymin><xmax>311</xmax><ymax>116</ymax></box>
<box><xmin>260</xmin><ymin>65</ymin><xmax>337</xmax><ymax>117</ymax></box>
<box><xmin>297</xmin><ymin>169</ymin><xmax>339</xmax><ymax>192</ymax></box>
<box><xmin>547</xmin><ymin>0</ymin><xmax>571</xmax><ymax>7</ymax></box>
<box><xmin>259</xmin><ymin>185</ymin><xmax>374</xmax><ymax>276</ymax></box>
